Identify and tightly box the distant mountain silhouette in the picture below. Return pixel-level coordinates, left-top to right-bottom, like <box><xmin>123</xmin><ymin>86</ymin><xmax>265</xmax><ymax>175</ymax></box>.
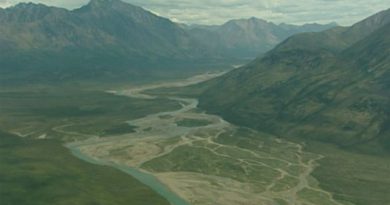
<box><xmin>187</xmin><ymin>17</ymin><xmax>336</xmax><ymax>58</ymax></box>
<box><xmin>0</xmin><ymin>0</ymin><xmax>337</xmax><ymax>84</ymax></box>
<box><xmin>0</xmin><ymin>0</ymin><xmax>211</xmax><ymax>83</ymax></box>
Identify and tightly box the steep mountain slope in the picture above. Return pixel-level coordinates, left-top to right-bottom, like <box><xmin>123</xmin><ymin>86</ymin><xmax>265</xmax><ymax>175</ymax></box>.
<box><xmin>188</xmin><ymin>18</ymin><xmax>336</xmax><ymax>58</ymax></box>
<box><xmin>198</xmin><ymin>9</ymin><xmax>390</xmax><ymax>154</ymax></box>
<box><xmin>273</xmin><ymin>8</ymin><xmax>390</xmax><ymax>54</ymax></box>
<box><xmin>190</xmin><ymin>11</ymin><xmax>390</xmax><ymax>205</ymax></box>
<box><xmin>0</xmin><ymin>0</ymin><xmax>337</xmax><ymax>84</ymax></box>
<box><xmin>0</xmin><ymin>0</ymin><xmax>211</xmax><ymax>84</ymax></box>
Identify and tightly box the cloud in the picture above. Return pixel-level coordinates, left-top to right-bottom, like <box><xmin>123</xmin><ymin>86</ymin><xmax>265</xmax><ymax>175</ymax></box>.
<box><xmin>0</xmin><ymin>0</ymin><xmax>88</xmax><ymax>9</ymax></box>
<box><xmin>0</xmin><ymin>0</ymin><xmax>388</xmax><ymax>26</ymax></box>
<box><xmin>0</xmin><ymin>0</ymin><xmax>13</xmax><ymax>7</ymax></box>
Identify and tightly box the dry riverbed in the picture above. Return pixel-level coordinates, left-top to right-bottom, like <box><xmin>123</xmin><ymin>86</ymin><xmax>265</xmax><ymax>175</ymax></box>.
<box><xmin>65</xmin><ymin>72</ymin><xmax>345</xmax><ymax>205</ymax></box>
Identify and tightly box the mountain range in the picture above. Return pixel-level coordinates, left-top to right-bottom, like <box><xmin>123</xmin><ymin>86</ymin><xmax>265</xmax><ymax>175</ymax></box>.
<box><xmin>197</xmin><ymin>8</ymin><xmax>390</xmax><ymax>154</ymax></box>
<box><xmin>1</xmin><ymin>2</ymin><xmax>389</xmax><ymax>204</ymax></box>
<box><xmin>0</xmin><ymin>0</ymin><xmax>335</xmax><ymax>84</ymax></box>
<box><xmin>186</xmin><ymin>18</ymin><xmax>336</xmax><ymax>59</ymax></box>
<box><xmin>0</xmin><ymin>0</ymin><xmax>209</xmax><ymax>84</ymax></box>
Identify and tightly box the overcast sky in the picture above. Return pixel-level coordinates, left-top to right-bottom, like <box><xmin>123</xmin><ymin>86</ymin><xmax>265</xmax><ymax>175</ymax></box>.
<box><xmin>0</xmin><ymin>0</ymin><xmax>388</xmax><ymax>25</ymax></box>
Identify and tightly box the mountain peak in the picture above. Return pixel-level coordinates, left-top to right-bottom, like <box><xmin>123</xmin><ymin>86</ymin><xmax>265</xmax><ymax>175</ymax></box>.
<box><xmin>88</xmin><ymin>0</ymin><xmax>120</xmax><ymax>6</ymax></box>
<box><xmin>351</xmin><ymin>8</ymin><xmax>390</xmax><ymax>28</ymax></box>
<box><xmin>339</xmin><ymin>8</ymin><xmax>390</xmax><ymax>45</ymax></box>
<box><xmin>10</xmin><ymin>2</ymin><xmax>49</xmax><ymax>10</ymax></box>
<box><xmin>85</xmin><ymin>0</ymin><xmax>134</xmax><ymax>9</ymax></box>
<box><xmin>76</xmin><ymin>0</ymin><xmax>141</xmax><ymax>14</ymax></box>
<box><xmin>249</xmin><ymin>17</ymin><xmax>268</xmax><ymax>23</ymax></box>
<box><xmin>3</xmin><ymin>2</ymin><xmax>66</xmax><ymax>22</ymax></box>
<box><xmin>232</xmin><ymin>17</ymin><xmax>269</xmax><ymax>24</ymax></box>
<box><xmin>223</xmin><ymin>17</ymin><xmax>272</xmax><ymax>29</ymax></box>
<box><xmin>328</xmin><ymin>22</ymin><xmax>339</xmax><ymax>26</ymax></box>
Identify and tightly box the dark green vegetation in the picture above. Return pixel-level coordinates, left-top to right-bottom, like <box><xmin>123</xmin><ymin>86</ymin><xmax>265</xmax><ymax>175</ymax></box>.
<box><xmin>172</xmin><ymin>8</ymin><xmax>390</xmax><ymax>205</ymax></box>
<box><xmin>0</xmin><ymin>87</ymin><xmax>180</xmax><ymax>140</ymax></box>
<box><xmin>142</xmin><ymin>128</ymin><xmax>299</xmax><ymax>188</ymax></box>
<box><xmin>143</xmin><ymin>145</ymin><xmax>279</xmax><ymax>185</ymax></box>
<box><xmin>0</xmin><ymin>87</ymin><xmax>182</xmax><ymax>204</ymax></box>
<box><xmin>175</xmin><ymin>118</ymin><xmax>211</xmax><ymax>127</ymax></box>
<box><xmin>0</xmin><ymin>131</ymin><xmax>170</xmax><ymax>205</ymax></box>
<box><xmin>0</xmin><ymin>0</ymin><xmax>227</xmax><ymax>85</ymax></box>
<box><xmin>198</xmin><ymin>8</ymin><xmax>390</xmax><ymax>154</ymax></box>
<box><xmin>102</xmin><ymin>123</ymin><xmax>137</xmax><ymax>136</ymax></box>
<box><xmin>306</xmin><ymin>142</ymin><xmax>390</xmax><ymax>205</ymax></box>
<box><xmin>1</xmin><ymin>1</ymin><xmax>388</xmax><ymax>204</ymax></box>
<box><xmin>0</xmin><ymin>0</ymin><xmax>335</xmax><ymax>85</ymax></box>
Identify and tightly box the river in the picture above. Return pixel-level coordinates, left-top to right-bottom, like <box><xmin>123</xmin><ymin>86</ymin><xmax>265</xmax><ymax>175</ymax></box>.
<box><xmin>64</xmin><ymin>70</ymin><xmax>341</xmax><ymax>205</ymax></box>
<box><xmin>66</xmin><ymin>72</ymin><xmax>227</xmax><ymax>205</ymax></box>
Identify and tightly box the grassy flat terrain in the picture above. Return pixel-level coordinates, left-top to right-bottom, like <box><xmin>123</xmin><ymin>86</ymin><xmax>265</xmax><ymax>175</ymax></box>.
<box><xmin>2</xmin><ymin>69</ymin><xmax>389</xmax><ymax>205</ymax></box>
<box><xmin>90</xmin><ymin>117</ymin><xmax>343</xmax><ymax>205</ymax></box>
<box><xmin>0</xmin><ymin>88</ymin><xmax>180</xmax><ymax>141</ymax></box>
<box><xmin>0</xmin><ymin>131</ymin><xmax>170</xmax><ymax>205</ymax></box>
<box><xmin>0</xmin><ymin>87</ymin><xmax>183</xmax><ymax>205</ymax></box>
<box><xmin>174</xmin><ymin>10</ymin><xmax>390</xmax><ymax>205</ymax></box>
<box><xmin>143</xmin><ymin>78</ymin><xmax>390</xmax><ymax>205</ymax></box>
<box><xmin>175</xmin><ymin>118</ymin><xmax>212</xmax><ymax>127</ymax></box>
<box><xmin>306</xmin><ymin>141</ymin><xmax>390</xmax><ymax>205</ymax></box>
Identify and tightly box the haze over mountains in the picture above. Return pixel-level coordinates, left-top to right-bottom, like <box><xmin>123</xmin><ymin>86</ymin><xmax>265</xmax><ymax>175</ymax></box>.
<box><xmin>1</xmin><ymin>1</ymin><xmax>389</xmax><ymax>205</ymax></box>
<box><xmin>0</xmin><ymin>0</ymin><xmax>208</xmax><ymax>83</ymax></box>
<box><xmin>187</xmin><ymin>18</ymin><xmax>336</xmax><ymax>59</ymax></box>
<box><xmin>0</xmin><ymin>0</ymin><xmax>335</xmax><ymax>84</ymax></box>
<box><xmin>183</xmin><ymin>10</ymin><xmax>390</xmax><ymax>204</ymax></box>
<box><xmin>197</xmin><ymin>8</ymin><xmax>390</xmax><ymax>154</ymax></box>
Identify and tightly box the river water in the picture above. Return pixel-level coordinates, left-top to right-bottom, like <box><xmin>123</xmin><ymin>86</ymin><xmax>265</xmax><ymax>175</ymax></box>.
<box><xmin>66</xmin><ymin>72</ymin><xmax>227</xmax><ymax>205</ymax></box>
<box><xmin>67</xmin><ymin>144</ymin><xmax>191</xmax><ymax>205</ymax></box>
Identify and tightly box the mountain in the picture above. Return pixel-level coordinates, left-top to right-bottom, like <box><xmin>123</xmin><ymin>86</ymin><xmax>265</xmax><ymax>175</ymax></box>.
<box><xmin>0</xmin><ymin>0</ymin><xmax>212</xmax><ymax>84</ymax></box>
<box><xmin>196</xmin><ymin>8</ymin><xmax>390</xmax><ymax>154</ymax></box>
<box><xmin>272</xmin><ymin>9</ymin><xmax>390</xmax><ymax>54</ymax></box>
<box><xmin>187</xmin><ymin>18</ymin><xmax>337</xmax><ymax>59</ymax></box>
<box><xmin>189</xmin><ymin>10</ymin><xmax>390</xmax><ymax>204</ymax></box>
<box><xmin>0</xmin><ymin>0</ymin><xmax>337</xmax><ymax>84</ymax></box>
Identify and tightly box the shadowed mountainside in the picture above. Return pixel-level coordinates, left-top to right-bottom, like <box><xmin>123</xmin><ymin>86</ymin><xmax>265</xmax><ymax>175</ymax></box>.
<box><xmin>197</xmin><ymin>8</ymin><xmax>390</xmax><ymax>154</ymax></box>
<box><xmin>177</xmin><ymin>10</ymin><xmax>390</xmax><ymax>205</ymax></box>
<box><xmin>0</xmin><ymin>0</ymin><xmax>336</xmax><ymax>85</ymax></box>
<box><xmin>0</xmin><ymin>0</ymin><xmax>216</xmax><ymax>84</ymax></box>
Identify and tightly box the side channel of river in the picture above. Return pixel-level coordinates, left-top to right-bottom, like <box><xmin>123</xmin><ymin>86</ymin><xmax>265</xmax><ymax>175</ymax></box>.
<box><xmin>66</xmin><ymin>72</ymin><xmax>226</xmax><ymax>205</ymax></box>
<box><xmin>66</xmin><ymin>144</ymin><xmax>190</xmax><ymax>205</ymax></box>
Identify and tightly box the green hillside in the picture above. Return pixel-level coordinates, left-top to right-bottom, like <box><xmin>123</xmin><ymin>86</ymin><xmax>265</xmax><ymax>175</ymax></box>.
<box><xmin>0</xmin><ymin>0</ymin><xmax>222</xmax><ymax>84</ymax></box>
<box><xmin>198</xmin><ymin>9</ymin><xmax>390</xmax><ymax>154</ymax></box>
<box><xmin>0</xmin><ymin>131</ymin><xmax>170</xmax><ymax>205</ymax></box>
<box><xmin>0</xmin><ymin>0</ymin><xmax>339</xmax><ymax>85</ymax></box>
<box><xmin>178</xmin><ymin>9</ymin><xmax>390</xmax><ymax>205</ymax></box>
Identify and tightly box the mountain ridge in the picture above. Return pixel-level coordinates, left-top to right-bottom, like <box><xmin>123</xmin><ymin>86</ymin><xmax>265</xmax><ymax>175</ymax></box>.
<box><xmin>196</xmin><ymin>8</ymin><xmax>390</xmax><ymax>154</ymax></box>
<box><xmin>0</xmin><ymin>0</ymin><xmax>338</xmax><ymax>84</ymax></box>
<box><xmin>272</xmin><ymin>8</ymin><xmax>390</xmax><ymax>55</ymax></box>
<box><xmin>0</xmin><ymin>0</ymin><xmax>214</xmax><ymax>84</ymax></box>
<box><xmin>187</xmin><ymin>14</ymin><xmax>390</xmax><ymax>204</ymax></box>
<box><xmin>188</xmin><ymin>17</ymin><xmax>337</xmax><ymax>58</ymax></box>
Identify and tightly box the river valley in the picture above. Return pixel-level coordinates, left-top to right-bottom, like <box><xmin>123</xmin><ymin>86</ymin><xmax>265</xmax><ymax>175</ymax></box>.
<box><xmin>64</xmin><ymin>73</ymin><xmax>346</xmax><ymax>205</ymax></box>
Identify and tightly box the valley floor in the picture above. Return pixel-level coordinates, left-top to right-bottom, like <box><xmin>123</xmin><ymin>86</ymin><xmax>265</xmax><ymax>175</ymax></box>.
<box><xmin>1</xmin><ymin>72</ymin><xmax>389</xmax><ymax>205</ymax></box>
<box><xmin>65</xmin><ymin>73</ymin><xmax>349</xmax><ymax>205</ymax></box>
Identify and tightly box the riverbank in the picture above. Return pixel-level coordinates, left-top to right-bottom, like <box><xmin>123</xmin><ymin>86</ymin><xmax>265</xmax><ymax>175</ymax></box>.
<box><xmin>63</xmin><ymin>72</ymin><xmax>344</xmax><ymax>205</ymax></box>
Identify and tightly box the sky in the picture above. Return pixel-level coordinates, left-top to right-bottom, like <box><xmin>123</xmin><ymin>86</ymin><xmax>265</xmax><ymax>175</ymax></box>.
<box><xmin>0</xmin><ymin>0</ymin><xmax>388</xmax><ymax>26</ymax></box>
